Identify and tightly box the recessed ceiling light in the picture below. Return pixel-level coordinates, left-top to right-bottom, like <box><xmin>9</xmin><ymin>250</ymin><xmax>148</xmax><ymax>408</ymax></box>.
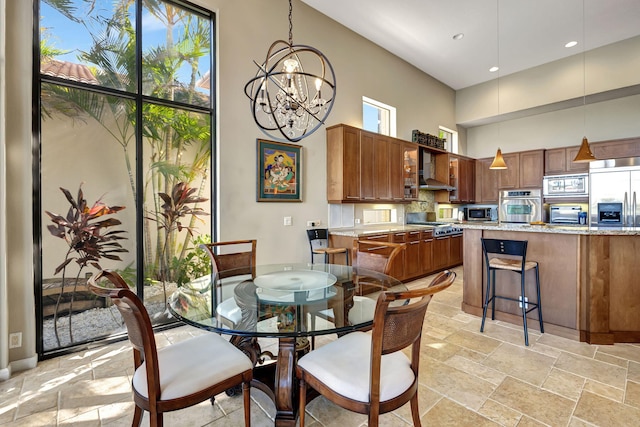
<box><xmin>452</xmin><ymin>33</ymin><xmax>464</xmax><ymax>40</ymax></box>
<box><xmin>565</xmin><ymin>41</ymin><xmax>578</xmax><ymax>48</ymax></box>
<box><xmin>489</xmin><ymin>66</ymin><xmax>499</xmax><ymax>73</ymax></box>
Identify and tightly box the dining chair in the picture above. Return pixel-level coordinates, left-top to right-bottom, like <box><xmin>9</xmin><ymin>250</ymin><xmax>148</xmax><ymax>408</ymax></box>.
<box><xmin>346</xmin><ymin>240</ymin><xmax>406</xmax><ymax>327</ymax></box>
<box><xmin>351</xmin><ymin>240</ymin><xmax>405</xmax><ymax>276</ymax></box>
<box><xmin>309</xmin><ymin>239</ymin><xmax>406</xmax><ymax>347</ymax></box>
<box><xmin>87</xmin><ymin>270</ymin><xmax>254</xmax><ymax>427</ymax></box>
<box><xmin>296</xmin><ymin>270</ymin><xmax>457</xmax><ymax>427</ymax></box>
<box><xmin>200</xmin><ymin>240</ymin><xmax>257</xmax><ymax>327</ymax></box>
<box><xmin>307</xmin><ymin>228</ymin><xmax>349</xmax><ymax>265</ymax></box>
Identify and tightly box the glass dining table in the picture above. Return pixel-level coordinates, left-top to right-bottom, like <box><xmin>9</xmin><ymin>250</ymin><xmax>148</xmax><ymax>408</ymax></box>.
<box><xmin>167</xmin><ymin>262</ymin><xmax>406</xmax><ymax>427</ymax></box>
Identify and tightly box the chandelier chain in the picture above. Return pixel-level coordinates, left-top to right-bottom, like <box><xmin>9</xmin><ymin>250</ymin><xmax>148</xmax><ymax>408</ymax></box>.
<box><xmin>288</xmin><ymin>0</ymin><xmax>293</xmax><ymax>46</ymax></box>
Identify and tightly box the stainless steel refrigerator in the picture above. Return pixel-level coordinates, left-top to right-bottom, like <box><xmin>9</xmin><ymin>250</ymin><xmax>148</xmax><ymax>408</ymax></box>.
<box><xmin>589</xmin><ymin>157</ymin><xmax>640</xmax><ymax>227</ymax></box>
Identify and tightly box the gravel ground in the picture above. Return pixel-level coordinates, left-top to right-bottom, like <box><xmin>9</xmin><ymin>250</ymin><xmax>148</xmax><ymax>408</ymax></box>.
<box><xmin>42</xmin><ymin>283</ymin><xmax>176</xmax><ymax>351</ymax></box>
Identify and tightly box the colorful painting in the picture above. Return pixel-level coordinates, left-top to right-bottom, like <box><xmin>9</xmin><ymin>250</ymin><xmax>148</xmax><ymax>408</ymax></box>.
<box><xmin>257</xmin><ymin>139</ymin><xmax>302</xmax><ymax>202</ymax></box>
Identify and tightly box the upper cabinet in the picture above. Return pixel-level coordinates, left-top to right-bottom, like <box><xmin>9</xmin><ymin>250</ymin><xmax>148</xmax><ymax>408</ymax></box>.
<box><xmin>545</xmin><ymin>146</ymin><xmax>589</xmax><ymax>175</ymax></box>
<box><xmin>327</xmin><ymin>124</ymin><xmax>361</xmax><ymax>202</ymax></box>
<box><xmin>403</xmin><ymin>143</ymin><xmax>419</xmax><ymax>200</ymax></box>
<box><xmin>435</xmin><ymin>153</ymin><xmax>475</xmax><ymax>203</ymax></box>
<box><xmin>326</xmin><ymin>124</ymin><xmax>421</xmax><ymax>203</ymax></box>
<box><xmin>498</xmin><ymin>149</ymin><xmax>544</xmax><ymax>189</ymax></box>
<box><xmin>475</xmin><ymin>157</ymin><xmax>499</xmax><ymax>203</ymax></box>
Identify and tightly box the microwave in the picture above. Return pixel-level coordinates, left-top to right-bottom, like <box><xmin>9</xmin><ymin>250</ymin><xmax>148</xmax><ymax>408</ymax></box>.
<box><xmin>464</xmin><ymin>207</ymin><xmax>492</xmax><ymax>221</ymax></box>
<box><xmin>543</xmin><ymin>174</ymin><xmax>588</xmax><ymax>198</ymax></box>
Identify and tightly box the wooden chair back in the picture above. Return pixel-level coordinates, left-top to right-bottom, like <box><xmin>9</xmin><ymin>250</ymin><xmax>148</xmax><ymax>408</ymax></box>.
<box><xmin>352</xmin><ymin>240</ymin><xmax>405</xmax><ymax>275</ymax></box>
<box><xmin>87</xmin><ymin>271</ymin><xmax>163</xmax><ymax>403</ymax></box>
<box><xmin>200</xmin><ymin>240</ymin><xmax>257</xmax><ymax>279</ymax></box>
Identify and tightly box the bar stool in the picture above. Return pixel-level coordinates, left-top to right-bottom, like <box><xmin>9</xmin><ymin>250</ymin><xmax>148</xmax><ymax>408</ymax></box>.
<box><xmin>306</xmin><ymin>228</ymin><xmax>349</xmax><ymax>265</ymax></box>
<box><xmin>480</xmin><ymin>238</ymin><xmax>543</xmax><ymax>346</ymax></box>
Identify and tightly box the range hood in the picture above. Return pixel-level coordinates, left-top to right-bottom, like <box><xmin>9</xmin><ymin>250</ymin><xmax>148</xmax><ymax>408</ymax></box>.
<box><xmin>419</xmin><ymin>152</ymin><xmax>455</xmax><ymax>191</ymax></box>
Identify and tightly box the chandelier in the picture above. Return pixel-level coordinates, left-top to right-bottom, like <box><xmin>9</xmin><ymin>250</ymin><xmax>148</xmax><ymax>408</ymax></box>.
<box><xmin>244</xmin><ymin>0</ymin><xmax>336</xmax><ymax>142</ymax></box>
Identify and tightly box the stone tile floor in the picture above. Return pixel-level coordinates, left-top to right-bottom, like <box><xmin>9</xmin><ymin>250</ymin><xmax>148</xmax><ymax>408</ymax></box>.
<box><xmin>3</xmin><ymin>266</ymin><xmax>640</xmax><ymax>426</ymax></box>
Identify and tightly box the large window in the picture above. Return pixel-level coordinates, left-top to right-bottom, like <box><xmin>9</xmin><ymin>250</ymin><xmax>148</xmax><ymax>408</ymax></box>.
<box><xmin>36</xmin><ymin>0</ymin><xmax>214</xmax><ymax>356</ymax></box>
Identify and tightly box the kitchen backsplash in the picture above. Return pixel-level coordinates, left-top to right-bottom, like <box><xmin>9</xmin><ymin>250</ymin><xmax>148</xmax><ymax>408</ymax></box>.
<box><xmin>406</xmin><ymin>189</ymin><xmax>436</xmax><ymax>213</ymax></box>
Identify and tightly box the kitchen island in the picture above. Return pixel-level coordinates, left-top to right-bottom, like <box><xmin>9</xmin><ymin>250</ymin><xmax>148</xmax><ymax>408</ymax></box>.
<box><xmin>461</xmin><ymin>222</ymin><xmax>640</xmax><ymax>344</ymax></box>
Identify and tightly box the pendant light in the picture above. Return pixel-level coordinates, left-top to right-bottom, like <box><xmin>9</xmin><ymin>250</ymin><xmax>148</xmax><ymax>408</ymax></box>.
<box><xmin>244</xmin><ymin>0</ymin><xmax>337</xmax><ymax>142</ymax></box>
<box><xmin>573</xmin><ymin>0</ymin><xmax>596</xmax><ymax>162</ymax></box>
<box><xmin>489</xmin><ymin>0</ymin><xmax>507</xmax><ymax>170</ymax></box>
<box><xmin>490</xmin><ymin>148</ymin><xmax>507</xmax><ymax>169</ymax></box>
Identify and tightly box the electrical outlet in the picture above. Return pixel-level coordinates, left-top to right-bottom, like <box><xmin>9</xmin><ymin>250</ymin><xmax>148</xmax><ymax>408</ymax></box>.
<box><xmin>355</xmin><ymin>218</ymin><xmax>361</xmax><ymax>224</ymax></box>
<box><xmin>9</xmin><ymin>332</ymin><xmax>22</xmax><ymax>349</ymax></box>
<box><xmin>306</xmin><ymin>221</ymin><xmax>315</xmax><ymax>227</ymax></box>
<box><xmin>518</xmin><ymin>296</ymin><xmax>529</xmax><ymax>309</ymax></box>
<box><xmin>283</xmin><ymin>216</ymin><xmax>292</xmax><ymax>226</ymax></box>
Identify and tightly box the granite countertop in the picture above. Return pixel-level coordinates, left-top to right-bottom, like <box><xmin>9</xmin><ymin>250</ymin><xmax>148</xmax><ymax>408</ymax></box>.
<box><xmin>458</xmin><ymin>222</ymin><xmax>640</xmax><ymax>236</ymax></box>
<box><xmin>329</xmin><ymin>224</ymin><xmax>436</xmax><ymax>237</ymax></box>
<box><xmin>329</xmin><ymin>222</ymin><xmax>640</xmax><ymax>237</ymax></box>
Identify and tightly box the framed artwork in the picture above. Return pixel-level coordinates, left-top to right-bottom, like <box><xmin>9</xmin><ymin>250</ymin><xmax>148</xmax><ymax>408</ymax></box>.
<box><xmin>257</xmin><ymin>139</ymin><xmax>302</xmax><ymax>202</ymax></box>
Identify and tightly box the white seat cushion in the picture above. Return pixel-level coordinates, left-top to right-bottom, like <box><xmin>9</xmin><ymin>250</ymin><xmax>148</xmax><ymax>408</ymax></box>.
<box><xmin>216</xmin><ymin>298</ymin><xmax>242</xmax><ymax>325</ymax></box>
<box><xmin>132</xmin><ymin>333</ymin><xmax>252</xmax><ymax>400</ymax></box>
<box><xmin>297</xmin><ymin>331</ymin><xmax>415</xmax><ymax>402</ymax></box>
<box><xmin>347</xmin><ymin>296</ymin><xmax>377</xmax><ymax>325</ymax></box>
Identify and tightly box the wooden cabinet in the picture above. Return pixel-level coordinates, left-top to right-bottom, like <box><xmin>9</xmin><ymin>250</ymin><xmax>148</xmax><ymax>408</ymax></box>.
<box><xmin>421</xmin><ymin>230</ymin><xmax>434</xmax><ymax>275</ymax></box>
<box><xmin>403</xmin><ymin>143</ymin><xmax>419</xmax><ymax>200</ymax></box>
<box><xmin>498</xmin><ymin>152</ymin><xmax>520</xmax><ymax>189</ymax></box>
<box><xmin>449</xmin><ymin>234</ymin><xmax>463</xmax><ymax>267</ymax></box>
<box><xmin>475</xmin><ymin>157</ymin><xmax>499</xmax><ymax>203</ymax></box>
<box><xmin>326</xmin><ymin>124</ymin><xmax>419</xmax><ymax>203</ymax></box>
<box><xmin>404</xmin><ymin>231</ymin><xmax>422</xmax><ymax>279</ymax></box>
<box><xmin>519</xmin><ymin>150</ymin><xmax>545</xmax><ymax>188</ymax></box>
<box><xmin>360</xmin><ymin>131</ymin><xmax>375</xmax><ymax>200</ymax></box>
<box><xmin>433</xmin><ymin>235</ymin><xmax>450</xmax><ymax>271</ymax></box>
<box><xmin>435</xmin><ymin>154</ymin><xmax>475</xmax><ymax>203</ymax></box>
<box><xmin>389</xmin><ymin>139</ymin><xmax>405</xmax><ymax>201</ymax></box>
<box><xmin>591</xmin><ymin>137</ymin><xmax>640</xmax><ymax>160</ymax></box>
<box><xmin>373</xmin><ymin>134</ymin><xmax>390</xmax><ymax>200</ymax></box>
<box><xmin>498</xmin><ymin>150</ymin><xmax>544</xmax><ymax>189</ymax></box>
<box><xmin>545</xmin><ymin>146</ymin><xmax>591</xmax><ymax>175</ymax></box>
<box><xmin>327</xmin><ymin>125</ymin><xmax>360</xmax><ymax>202</ymax></box>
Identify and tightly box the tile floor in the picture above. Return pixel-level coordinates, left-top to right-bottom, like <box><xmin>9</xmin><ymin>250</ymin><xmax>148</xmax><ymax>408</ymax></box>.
<box><xmin>3</xmin><ymin>266</ymin><xmax>640</xmax><ymax>426</ymax></box>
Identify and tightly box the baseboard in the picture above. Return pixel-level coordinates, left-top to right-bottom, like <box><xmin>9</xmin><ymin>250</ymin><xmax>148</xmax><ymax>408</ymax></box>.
<box><xmin>0</xmin><ymin>366</ymin><xmax>10</xmax><ymax>381</ymax></box>
<box><xmin>4</xmin><ymin>354</ymin><xmax>38</xmax><ymax>379</ymax></box>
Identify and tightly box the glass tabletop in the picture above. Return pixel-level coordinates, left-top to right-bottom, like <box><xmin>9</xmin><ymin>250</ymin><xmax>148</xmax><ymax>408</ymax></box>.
<box><xmin>167</xmin><ymin>263</ymin><xmax>406</xmax><ymax>338</ymax></box>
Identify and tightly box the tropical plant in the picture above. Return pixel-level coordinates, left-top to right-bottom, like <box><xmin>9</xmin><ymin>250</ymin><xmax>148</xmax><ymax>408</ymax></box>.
<box><xmin>40</xmin><ymin>1</ymin><xmax>212</xmax><ymax>295</ymax></box>
<box><xmin>171</xmin><ymin>234</ymin><xmax>212</xmax><ymax>287</ymax></box>
<box><xmin>45</xmin><ymin>184</ymin><xmax>128</xmax><ymax>345</ymax></box>
<box><xmin>145</xmin><ymin>182</ymin><xmax>209</xmax><ymax>302</ymax></box>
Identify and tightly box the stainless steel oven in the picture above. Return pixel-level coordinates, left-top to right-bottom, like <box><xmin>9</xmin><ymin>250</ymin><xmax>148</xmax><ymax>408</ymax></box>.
<box><xmin>499</xmin><ymin>189</ymin><xmax>543</xmax><ymax>223</ymax></box>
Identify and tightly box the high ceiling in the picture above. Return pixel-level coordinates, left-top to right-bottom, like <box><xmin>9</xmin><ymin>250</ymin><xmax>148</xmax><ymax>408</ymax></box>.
<box><xmin>302</xmin><ymin>0</ymin><xmax>640</xmax><ymax>90</ymax></box>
